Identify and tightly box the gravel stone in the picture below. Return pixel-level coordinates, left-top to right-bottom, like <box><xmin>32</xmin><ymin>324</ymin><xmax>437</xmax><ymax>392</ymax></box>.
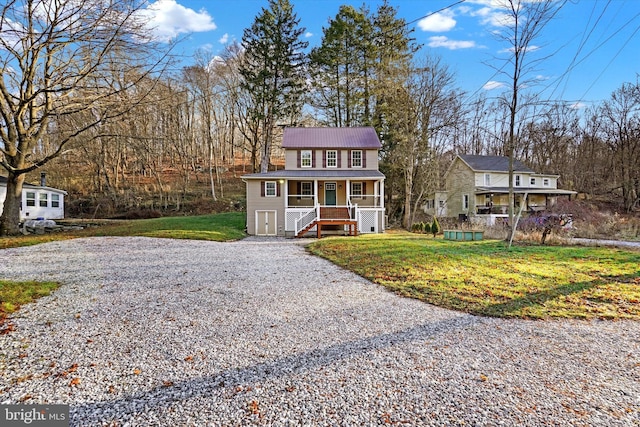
<box><xmin>0</xmin><ymin>236</ymin><xmax>638</xmax><ymax>426</ymax></box>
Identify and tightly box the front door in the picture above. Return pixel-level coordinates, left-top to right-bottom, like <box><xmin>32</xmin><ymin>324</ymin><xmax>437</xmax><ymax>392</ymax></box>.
<box><xmin>255</xmin><ymin>210</ymin><xmax>277</xmax><ymax>236</ymax></box>
<box><xmin>325</xmin><ymin>183</ymin><xmax>336</xmax><ymax>205</ymax></box>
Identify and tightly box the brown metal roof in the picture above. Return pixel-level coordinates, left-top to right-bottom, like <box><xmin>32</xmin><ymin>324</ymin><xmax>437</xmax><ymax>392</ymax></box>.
<box><xmin>282</xmin><ymin>127</ymin><xmax>382</xmax><ymax>149</ymax></box>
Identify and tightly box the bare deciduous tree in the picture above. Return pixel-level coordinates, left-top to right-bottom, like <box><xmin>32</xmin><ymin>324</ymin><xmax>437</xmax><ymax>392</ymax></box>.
<box><xmin>0</xmin><ymin>0</ymin><xmax>172</xmax><ymax>234</ymax></box>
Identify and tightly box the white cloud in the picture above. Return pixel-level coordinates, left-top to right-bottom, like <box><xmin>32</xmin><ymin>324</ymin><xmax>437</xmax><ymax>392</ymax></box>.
<box><xmin>428</xmin><ymin>36</ymin><xmax>476</xmax><ymax>50</ymax></box>
<box><xmin>305</xmin><ymin>31</ymin><xmax>313</xmax><ymax>38</ymax></box>
<box><xmin>219</xmin><ymin>33</ymin><xmax>229</xmax><ymax>44</ymax></box>
<box><xmin>141</xmin><ymin>0</ymin><xmax>217</xmax><ymax>42</ymax></box>
<box><xmin>418</xmin><ymin>10</ymin><xmax>457</xmax><ymax>32</ymax></box>
<box><xmin>570</xmin><ymin>102</ymin><xmax>587</xmax><ymax>110</ymax></box>
<box><xmin>498</xmin><ymin>45</ymin><xmax>541</xmax><ymax>54</ymax></box>
<box><xmin>483</xmin><ymin>80</ymin><xmax>505</xmax><ymax>90</ymax></box>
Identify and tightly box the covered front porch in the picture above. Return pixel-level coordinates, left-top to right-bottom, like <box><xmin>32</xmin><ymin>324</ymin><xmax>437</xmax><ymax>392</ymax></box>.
<box><xmin>472</xmin><ymin>189</ymin><xmax>576</xmax><ymax>226</ymax></box>
<box><xmin>283</xmin><ymin>178</ymin><xmax>385</xmax><ymax>237</ymax></box>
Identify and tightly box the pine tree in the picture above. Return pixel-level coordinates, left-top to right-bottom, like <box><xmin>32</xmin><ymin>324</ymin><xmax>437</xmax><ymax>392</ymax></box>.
<box><xmin>309</xmin><ymin>5</ymin><xmax>374</xmax><ymax>126</ymax></box>
<box><xmin>240</xmin><ymin>0</ymin><xmax>308</xmax><ymax>173</ymax></box>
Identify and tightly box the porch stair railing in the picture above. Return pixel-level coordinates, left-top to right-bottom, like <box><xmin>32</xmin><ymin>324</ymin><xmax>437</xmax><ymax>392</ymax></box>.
<box><xmin>294</xmin><ymin>204</ymin><xmax>319</xmax><ymax>237</ymax></box>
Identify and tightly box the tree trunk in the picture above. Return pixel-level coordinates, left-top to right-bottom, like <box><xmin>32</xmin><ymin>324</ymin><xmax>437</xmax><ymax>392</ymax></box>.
<box><xmin>0</xmin><ymin>173</ymin><xmax>26</xmax><ymax>235</ymax></box>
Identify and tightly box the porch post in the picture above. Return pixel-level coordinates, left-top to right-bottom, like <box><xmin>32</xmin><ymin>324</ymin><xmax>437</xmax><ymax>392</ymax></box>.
<box><xmin>379</xmin><ymin>179</ymin><xmax>385</xmax><ymax>208</ymax></box>
<box><xmin>314</xmin><ymin>180</ymin><xmax>319</xmax><ymax>206</ymax></box>
<box><xmin>282</xmin><ymin>179</ymin><xmax>288</xmax><ymax>209</ymax></box>
<box><xmin>346</xmin><ymin>179</ymin><xmax>350</xmax><ymax>204</ymax></box>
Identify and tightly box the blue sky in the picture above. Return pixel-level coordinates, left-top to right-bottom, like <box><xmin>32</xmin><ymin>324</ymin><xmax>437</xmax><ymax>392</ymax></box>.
<box><xmin>143</xmin><ymin>0</ymin><xmax>640</xmax><ymax>109</ymax></box>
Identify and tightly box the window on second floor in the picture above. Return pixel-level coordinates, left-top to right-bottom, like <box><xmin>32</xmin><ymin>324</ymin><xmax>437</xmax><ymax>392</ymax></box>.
<box><xmin>351</xmin><ymin>150</ymin><xmax>362</xmax><ymax>167</ymax></box>
<box><xmin>326</xmin><ymin>150</ymin><xmax>337</xmax><ymax>168</ymax></box>
<box><xmin>543</xmin><ymin>178</ymin><xmax>550</xmax><ymax>187</ymax></box>
<box><xmin>515</xmin><ymin>175</ymin><xmax>521</xmax><ymax>187</ymax></box>
<box><xmin>530</xmin><ymin>177</ymin><xmax>536</xmax><ymax>186</ymax></box>
<box><xmin>301</xmin><ymin>150</ymin><xmax>312</xmax><ymax>167</ymax></box>
<box><xmin>484</xmin><ymin>173</ymin><xmax>491</xmax><ymax>186</ymax></box>
<box><xmin>463</xmin><ymin>194</ymin><xmax>469</xmax><ymax>211</ymax></box>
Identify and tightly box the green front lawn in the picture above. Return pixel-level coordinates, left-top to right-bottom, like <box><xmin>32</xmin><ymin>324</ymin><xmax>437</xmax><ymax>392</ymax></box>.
<box><xmin>0</xmin><ymin>212</ymin><xmax>247</xmax><ymax>249</ymax></box>
<box><xmin>308</xmin><ymin>232</ymin><xmax>640</xmax><ymax>319</ymax></box>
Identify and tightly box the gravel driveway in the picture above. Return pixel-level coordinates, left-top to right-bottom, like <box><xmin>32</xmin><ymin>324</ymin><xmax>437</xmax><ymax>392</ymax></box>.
<box><xmin>1</xmin><ymin>237</ymin><xmax>638</xmax><ymax>426</ymax></box>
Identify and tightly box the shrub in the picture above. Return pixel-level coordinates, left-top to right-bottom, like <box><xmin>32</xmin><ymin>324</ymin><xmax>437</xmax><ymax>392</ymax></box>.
<box><xmin>422</xmin><ymin>222</ymin><xmax>431</xmax><ymax>234</ymax></box>
<box><xmin>431</xmin><ymin>217</ymin><xmax>440</xmax><ymax>237</ymax></box>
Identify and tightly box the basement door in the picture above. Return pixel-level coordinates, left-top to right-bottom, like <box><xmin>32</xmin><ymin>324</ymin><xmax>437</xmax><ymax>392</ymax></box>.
<box><xmin>255</xmin><ymin>210</ymin><xmax>277</xmax><ymax>236</ymax></box>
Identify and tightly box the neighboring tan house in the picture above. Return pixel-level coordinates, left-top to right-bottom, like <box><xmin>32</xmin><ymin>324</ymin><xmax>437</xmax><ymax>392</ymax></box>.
<box><xmin>242</xmin><ymin>127</ymin><xmax>386</xmax><ymax>237</ymax></box>
<box><xmin>425</xmin><ymin>154</ymin><xmax>576</xmax><ymax>225</ymax></box>
<box><xmin>0</xmin><ymin>173</ymin><xmax>67</xmax><ymax>220</ymax></box>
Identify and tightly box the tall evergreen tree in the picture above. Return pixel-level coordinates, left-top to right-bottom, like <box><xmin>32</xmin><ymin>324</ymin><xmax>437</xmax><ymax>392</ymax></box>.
<box><xmin>370</xmin><ymin>1</ymin><xmax>420</xmax><ymax>224</ymax></box>
<box><xmin>240</xmin><ymin>0</ymin><xmax>308</xmax><ymax>173</ymax></box>
<box><xmin>309</xmin><ymin>5</ymin><xmax>374</xmax><ymax>127</ymax></box>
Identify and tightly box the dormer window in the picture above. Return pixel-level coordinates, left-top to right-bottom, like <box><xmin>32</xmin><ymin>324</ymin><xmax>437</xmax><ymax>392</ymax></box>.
<box><xmin>301</xmin><ymin>150</ymin><xmax>312</xmax><ymax>168</ymax></box>
<box><xmin>326</xmin><ymin>150</ymin><xmax>337</xmax><ymax>168</ymax></box>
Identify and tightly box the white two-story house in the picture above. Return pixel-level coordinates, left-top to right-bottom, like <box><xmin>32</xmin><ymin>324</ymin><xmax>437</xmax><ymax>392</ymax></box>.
<box><xmin>425</xmin><ymin>154</ymin><xmax>576</xmax><ymax>224</ymax></box>
<box><xmin>242</xmin><ymin>127</ymin><xmax>386</xmax><ymax>237</ymax></box>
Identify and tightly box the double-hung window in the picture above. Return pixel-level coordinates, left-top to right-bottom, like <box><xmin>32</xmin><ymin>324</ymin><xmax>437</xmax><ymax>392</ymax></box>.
<box><xmin>463</xmin><ymin>194</ymin><xmax>469</xmax><ymax>211</ymax></box>
<box><xmin>484</xmin><ymin>174</ymin><xmax>491</xmax><ymax>186</ymax></box>
<box><xmin>51</xmin><ymin>194</ymin><xmax>60</xmax><ymax>208</ymax></box>
<box><xmin>515</xmin><ymin>175</ymin><xmax>521</xmax><ymax>187</ymax></box>
<box><xmin>301</xmin><ymin>182</ymin><xmax>312</xmax><ymax>197</ymax></box>
<box><xmin>351</xmin><ymin>150</ymin><xmax>362</xmax><ymax>167</ymax></box>
<box><xmin>326</xmin><ymin>150</ymin><xmax>337</xmax><ymax>168</ymax></box>
<box><xmin>39</xmin><ymin>193</ymin><xmax>48</xmax><ymax>207</ymax></box>
<box><xmin>530</xmin><ymin>178</ymin><xmax>536</xmax><ymax>186</ymax></box>
<box><xmin>265</xmin><ymin>181</ymin><xmax>277</xmax><ymax>197</ymax></box>
<box><xmin>301</xmin><ymin>150</ymin><xmax>312</xmax><ymax>168</ymax></box>
<box><xmin>351</xmin><ymin>182</ymin><xmax>363</xmax><ymax>198</ymax></box>
<box><xmin>26</xmin><ymin>192</ymin><xmax>36</xmax><ymax>207</ymax></box>
<box><xmin>543</xmin><ymin>178</ymin><xmax>550</xmax><ymax>187</ymax></box>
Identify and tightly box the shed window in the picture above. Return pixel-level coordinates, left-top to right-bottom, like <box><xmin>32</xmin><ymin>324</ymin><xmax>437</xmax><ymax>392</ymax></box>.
<box><xmin>26</xmin><ymin>192</ymin><xmax>36</xmax><ymax>207</ymax></box>
<box><xmin>39</xmin><ymin>193</ymin><xmax>48</xmax><ymax>207</ymax></box>
<box><xmin>51</xmin><ymin>194</ymin><xmax>60</xmax><ymax>208</ymax></box>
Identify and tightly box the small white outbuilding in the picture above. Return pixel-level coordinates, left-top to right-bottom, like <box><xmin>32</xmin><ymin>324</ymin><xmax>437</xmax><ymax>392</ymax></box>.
<box><xmin>0</xmin><ymin>174</ymin><xmax>67</xmax><ymax>220</ymax></box>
